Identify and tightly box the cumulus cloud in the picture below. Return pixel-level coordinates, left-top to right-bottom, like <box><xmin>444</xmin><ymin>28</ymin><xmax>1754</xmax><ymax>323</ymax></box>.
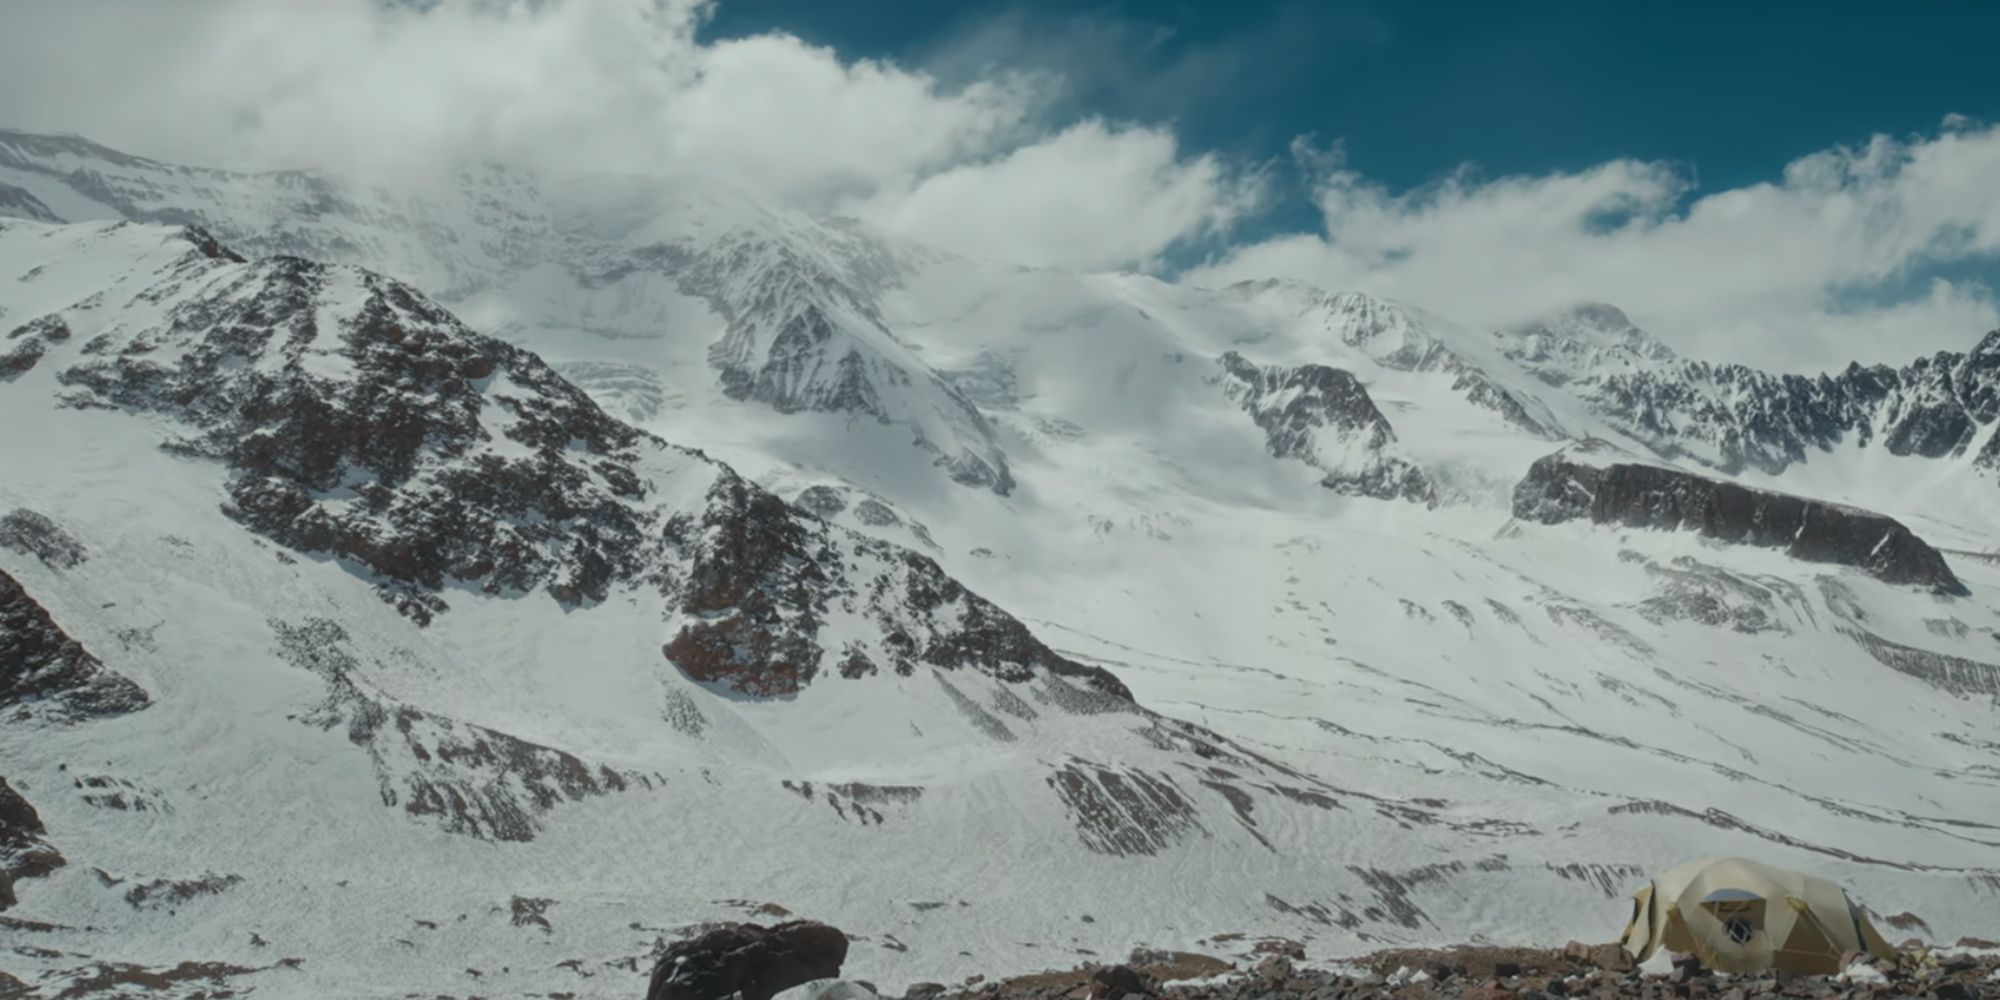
<box><xmin>3</xmin><ymin>2</ymin><xmax>1995</xmax><ymax>359</ymax></box>
<box><xmin>0</xmin><ymin>0</ymin><xmax>1256</xmax><ymax>270</ymax></box>
<box><xmin>1193</xmin><ymin>125</ymin><xmax>2000</xmax><ymax>368</ymax></box>
<box><xmin>863</xmin><ymin>120</ymin><xmax>1262</xmax><ymax>271</ymax></box>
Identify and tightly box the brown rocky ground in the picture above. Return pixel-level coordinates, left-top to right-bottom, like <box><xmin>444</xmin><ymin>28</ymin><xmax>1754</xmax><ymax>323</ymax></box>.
<box><xmin>915</xmin><ymin>941</ymin><xmax>2000</xmax><ymax>1000</ymax></box>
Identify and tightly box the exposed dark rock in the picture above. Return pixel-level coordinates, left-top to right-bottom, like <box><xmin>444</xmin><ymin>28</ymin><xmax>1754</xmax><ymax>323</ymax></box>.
<box><xmin>1513</xmin><ymin>443</ymin><xmax>1967</xmax><ymax>595</ymax></box>
<box><xmin>795</xmin><ymin>485</ymin><xmax>847</xmax><ymax>519</ymax></box>
<box><xmin>2</xmin><ymin>312</ymin><xmax>71</xmax><ymax>382</ymax></box>
<box><xmin>853</xmin><ymin>498</ymin><xmax>901</xmax><ymax>527</ymax></box>
<box><xmin>942</xmin><ymin>940</ymin><xmax>2000</xmax><ymax>1000</ymax></box>
<box><xmin>272</xmin><ymin>617</ymin><xmax>638</xmax><ymax>842</ymax></box>
<box><xmin>0</xmin><ymin>775</ymin><xmax>65</xmax><ymax>910</ymax></box>
<box><xmin>1</xmin><ymin>568</ymin><xmax>150</xmax><ymax>722</ymax></box>
<box><xmin>0</xmin><ymin>182</ymin><xmax>60</xmax><ymax>223</ymax></box>
<box><xmin>666</xmin><ymin>472</ymin><xmax>1130</xmax><ymax>700</ymax></box>
<box><xmin>103</xmin><ymin>871</ymin><xmax>243</xmax><ymax>911</ymax></box>
<box><xmin>1089</xmin><ymin>965</ymin><xmax>1153</xmax><ymax>1000</ymax></box>
<box><xmin>645</xmin><ymin>920</ymin><xmax>849</xmax><ymax>1000</ymax></box>
<box><xmin>0</xmin><ymin>508</ymin><xmax>88</xmax><ymax>569</ymax></box>
<box><xmin>1629</xmin><ymin>557</ymin><xmax>1803</xmax><ymax>635</ymax></box>
<box><xmin>1217</xmin><ymin>351</ymin><xmax>1435</xmax><ymax>504</ymax></box>
<box><xmin>31</xmin><ymin>224</ymin><xmax>1129</xmax><ymax>709</ymax></box>
<box><xmin>1506</xmin><ymin>307</ymin><xmax>2000</xmax><ymax>482</ymax></box>
<box><xmin>510</xmin><ymin>895</ymin><xmax>554</xmax><ymax>932</ymax></box>
<box><xmin>0</xmin><ymin>335</ymin><xmax>44</xmax><ymax>377</ymax></box>
<box><xmin>1046</xmin><ymin>760</ymin><xmax>1200</xmax><ymax>857</ymax></box>
<box><xmin>1839</xmin><ymin>627</ymin><xmax>2000</xmax><ymax>697</ymax></box>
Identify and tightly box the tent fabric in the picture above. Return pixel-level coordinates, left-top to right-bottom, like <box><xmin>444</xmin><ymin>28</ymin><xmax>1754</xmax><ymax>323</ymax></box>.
<box><xmin>1619</xmin><ymin>858</ymin><xmax>1897</xmax><ymax>974</ymax></box>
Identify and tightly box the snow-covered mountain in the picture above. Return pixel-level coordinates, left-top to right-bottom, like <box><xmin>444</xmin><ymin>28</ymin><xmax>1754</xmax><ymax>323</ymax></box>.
<box><xmin>3</xmin><ymin>132</ymin><xmax>1999</xmax><ymax>999</ymax></box>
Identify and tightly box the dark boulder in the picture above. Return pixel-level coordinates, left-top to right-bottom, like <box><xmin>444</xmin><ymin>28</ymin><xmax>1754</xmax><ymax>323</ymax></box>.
<box><xmin>646</xmin><ymin>921</ymin><xmax>849</xmax><ymax>1000</ymax></box>
<box><xmin>1088</xmin><ymin>965</ymin><xmax>1152</xmax><ymax>1000</ymax></box>
<box><xmin>1513</xmin><ymin>444</ymin><xmax>1968</xmax><ymax>596</ymax></box>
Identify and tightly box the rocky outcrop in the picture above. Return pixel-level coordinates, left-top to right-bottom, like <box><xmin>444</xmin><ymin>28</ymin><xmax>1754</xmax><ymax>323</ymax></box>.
<box><xmin>0</xmin><ymin>509</ymin><xmax>88</xmax><ymax>569</ymax></box>
<box><xmin>1513</xmin><ymin>444</ymin><xmax>1968</xmax><ymax>595</ymax></box>
<box><xmin>0</xmin><ymin>182</ymin><xmax>58</xmax><ymax>224</ymax></box>
<box><xmin>270</xmin><ymin>616</ymin><xmax>643</xmax><ymax>842</ymax></box>
<box><xmin>1047</xmin><ymin>761</ymin><xmax>1201</xmax><ymax>857</ymax></box>
<box><xmin>1234</xmin><ymin>283</ymin><xmax>1560</xmax><ymax>438</ymax></box>
<box><xmin>1</xmin><ymin>569</ymin><xmax>150</xmax><ymax>723</ymax></box>
<box><xmin>647</xmin><ymin>921</ymin><xmax>849</xmax><ymax>1000</ymax></box>
<box><xmin>16</xmin><ymin>220</ymin><xmax>1128</xmax><ymax>711</ymax></box>
<box><xmin>0</xmin><ymin>129</ymin><xmax>1010</xmax><ymax>496</ymax></box>
<box><xmin>1</xmin><ymin>313</ymin><xmax>72</xmax><ymax>380</ymax></box>
<box><xmin>0</xmin><ymin>775</ymin><xmax>64</xmax><ymax>910</ymax></box>
<box><xmin>1505</xmin><ymin>305</ymin><xmax>2000</xmax><ymax>480</ymax></box>
<box><xmin>1217</xmin><ymin>352</ymin><xmax>1435</xmax><ymax>504</ymax></box>
<box><xmin>667</xmin><ymin>472</ymin><xmax>1130</xmax><ymax>699</ymax></box>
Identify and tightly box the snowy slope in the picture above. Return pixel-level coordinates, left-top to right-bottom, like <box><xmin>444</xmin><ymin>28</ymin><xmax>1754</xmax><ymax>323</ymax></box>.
<box><xmin>1</xmin><ymin>133</ymin><xmax>1998</xmax><ymax>999</ymax></box>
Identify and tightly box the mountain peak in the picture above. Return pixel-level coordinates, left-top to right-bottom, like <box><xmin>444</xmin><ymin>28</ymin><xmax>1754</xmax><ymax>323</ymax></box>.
<box><xmin>1495</xmin><ymin>301</ymin><xmax>1678</xmax><ymax>385</ymax></box>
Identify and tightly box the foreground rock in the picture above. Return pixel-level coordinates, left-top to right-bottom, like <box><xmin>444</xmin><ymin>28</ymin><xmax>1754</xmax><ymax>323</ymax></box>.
<box><xmin>647</xmin><ymin>920</ymin><xmax>850</xmax><ymax>1000</ymax></box>
<box><xmin>1513</xmin><ymin>441</ymin><xmax>1968</xmax><ymax>595</ymax></box>
<box><xmin>930</xmin><ymin>942</ymin><xmax>2000</xmax><ymax>1000</ymax></box>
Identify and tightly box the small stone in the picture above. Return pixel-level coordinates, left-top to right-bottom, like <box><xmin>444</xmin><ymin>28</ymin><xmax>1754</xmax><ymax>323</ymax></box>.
<box><xmin>1589</xmin><ymin>944</ymin><xmax>1634</xmax><ymax>973</ymax></box>
<box><xmin>1251</xmin><ymin>956</ymin><xmax>1292</xmax><ymax>979</ymax></box>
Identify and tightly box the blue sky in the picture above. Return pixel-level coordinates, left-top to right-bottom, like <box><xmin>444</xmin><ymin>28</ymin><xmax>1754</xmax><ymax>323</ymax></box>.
<box><xmin>702</xmin><ymin>1</ymin><xmax>2000</xmax><ymax>241</ymax></box>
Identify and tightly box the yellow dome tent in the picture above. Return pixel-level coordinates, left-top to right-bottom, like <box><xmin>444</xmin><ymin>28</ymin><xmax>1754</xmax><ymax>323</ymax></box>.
<box><xmin>1619</xmin><ymin>858</ymin><xmax>1897</xmax><ymax>975</ymax></box>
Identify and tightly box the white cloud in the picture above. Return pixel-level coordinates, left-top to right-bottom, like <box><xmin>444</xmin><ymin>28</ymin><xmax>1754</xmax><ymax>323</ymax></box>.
<box><xmin>862</xmin><ymin>120</ymin><xmax>1262</xmax><ymax>271</ymax></box>
<box><xmin>1194</xmin><ymin>125</ymin><xmax>2000</xmax><ymax>368</ymax></box>
<box><xmin>3</xmin><ymin>2</ymin><xmax>1994</xmax><ymax>361</ymax></box>
<box><xmin>0</xmin><ymin>0</ymin><xmax>1255</xmax><ymax>270</ymax></box>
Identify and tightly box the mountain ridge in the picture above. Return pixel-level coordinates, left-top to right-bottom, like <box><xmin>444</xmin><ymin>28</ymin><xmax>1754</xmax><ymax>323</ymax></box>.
<box><xmin>2</xmin><ymin>132</ymin><xmax>1998</xmax><ymax>998</ymax></box>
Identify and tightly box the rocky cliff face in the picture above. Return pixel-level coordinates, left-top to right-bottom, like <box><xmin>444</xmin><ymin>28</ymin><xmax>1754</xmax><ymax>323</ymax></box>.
<box><xmin>1502</xmin><ymin>306</ymin><xmax>2000</xmax><ymax>479</ymax></box>
<box><xmin>0</xmin><ymin>518</ymin><xmax>149</xmax><ymax>722</ymax></box>
<box><xmin>1513</xmin><ymin>443</ymin><xmax>1968</xmax><ymax>595</ymax></box>
<box><xmin>0</xmin><ymin>775</ymin><xmax>63</xmax><ymax>911</ymax></box>
<box><xmin>1217</xmin><ymin>351</ymin><xmax>1435</xmax><ymax>504</ymax></box>
<box><xmin>0</xmin><ymin>129</ymin><xmax>1013</xmax><ymax>496</ymax></box>
<box><xmin>629</xmin><ymin>215</ymin><xmax>1014</xmax><ymax>494</ymax></box>
<box><xmin>5</xmin><ymin>219</ymin><xmax>1112</xmax><ymax>705</ymax></box>
<box><xmin>1238</xmin><ymin>283</ymin><xmax>1563</xmax><ymax>439</ymax></box>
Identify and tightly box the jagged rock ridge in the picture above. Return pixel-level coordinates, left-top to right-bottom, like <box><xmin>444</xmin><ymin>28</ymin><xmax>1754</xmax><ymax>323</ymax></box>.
<box><xmin>1503</xmin><ymin>305</ymin><xmax>2000</xmax><ymax>478</ymax></box>
<box><xmin>0</xmin><ymin>129</ymin><xmax>1014</xmax><ymax>495</ymax></box>
<box><xmin>1234</xmin><ymin>283</ymin><xmax>1563</xmax><ymax>439</ymax></box>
